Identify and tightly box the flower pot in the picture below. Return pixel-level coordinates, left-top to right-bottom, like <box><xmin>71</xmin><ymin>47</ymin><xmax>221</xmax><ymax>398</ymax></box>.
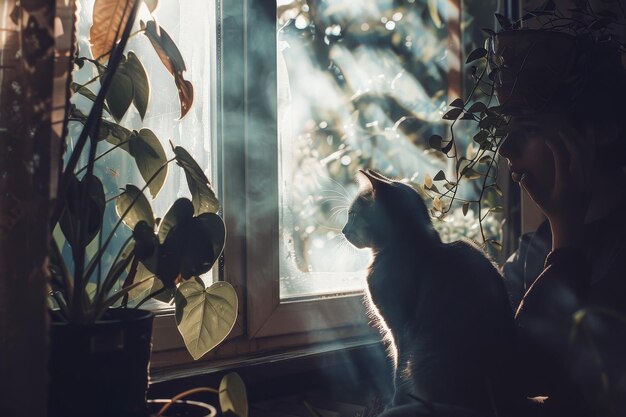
<box><xmin>48</xmin><ymin>308</ymin><xmax>155</xmax><ymax>417</ymax></box>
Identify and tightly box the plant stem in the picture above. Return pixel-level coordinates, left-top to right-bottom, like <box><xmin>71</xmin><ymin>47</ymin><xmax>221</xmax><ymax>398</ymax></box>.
<box><xmin>135</xmin><ymin>286</ymin><xmax>167</xmax><ymax>309</ymax></box>
<box><xmin>75</xmin><ymin>138</ymin><xmax>133</xmax><ymax>175</ymax></box>
<box><xmin>156</xmin><ymin>388</ymin><xmax>220</xmax><ymax>417</ymax></box>
<box><xmin>82</xmin><ymin>158</ymin><xmax>174</xmax><ymax>284</ymax></box>
<box><xmin>51</xmin><ymin>0</ymin><xmax>141</xmax><ymax>229</ymax></box>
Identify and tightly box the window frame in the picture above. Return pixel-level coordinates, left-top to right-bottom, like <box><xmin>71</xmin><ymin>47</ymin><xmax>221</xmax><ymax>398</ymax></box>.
<box><xmin>151</xmin><ymin>0</ymin><xmax>524</xmax><ymax>368</ymax></box>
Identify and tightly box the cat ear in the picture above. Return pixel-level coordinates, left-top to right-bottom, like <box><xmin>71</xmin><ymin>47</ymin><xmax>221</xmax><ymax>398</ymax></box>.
<box><xmin>358</xmin><ymin>169</ymin><xmax>391</xmax><ymax>192</ymax></box>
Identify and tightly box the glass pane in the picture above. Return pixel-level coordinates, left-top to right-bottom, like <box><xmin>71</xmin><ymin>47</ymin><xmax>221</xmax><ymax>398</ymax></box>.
<box><xmin>61</xmin><ymin>0</ymin><xmax>214</xmax><ymax>308</ymax></box>
<box><xmin>277</xmin><ymin>0</ymin><xmax>499</xmax><ymax>299</ymax></box>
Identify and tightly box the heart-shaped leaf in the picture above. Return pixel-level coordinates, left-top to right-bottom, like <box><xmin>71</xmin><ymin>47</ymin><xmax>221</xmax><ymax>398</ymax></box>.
<box><xmin>157</xmin><ymin>211</ymin><xmax>225</xmax><ymax>285</ymax></box>
<box><xmin>175</xmin><ymin>279</ymin><xmax>238</xmax><ymax>360</ymax></box>
<box><xmin>125</xmin><ymin>51</ymin><xmax>150</xmax><ymax>120</ymax></box>
<box><xmin>90</xmin><ymin>0</ymin><xmax>135</xmax><ymax>61</ymax></box>
<box><xmin>105</xmin><ymin>59</ymin><xmax>134</xmax><ymax>122</ymax></box>
<box><xmin>179</xmin><ymin>213</ymin><xmax>226</xmax><ymax>279</ymax></box>
<box><xmin>128</xmin><ymin>129</ymin><xmax>167</xmax><ymax>198</ymax></box>
<box><xmin>116</xmin><ymin>184</ymin><xmax>155</xmax><ymax>230</ymax></box>
<box><xmin>141</xmin><ymin>20</ymin><xmax>194</xmax><ymax>118</ymax></box>
<box><xmin>173</xmin><ymin>145</ymin><xmax>218</xmax><ymax>214</ymax></box>
<box><xmin>219</xmin><ymin>373</ymin><xmax>248</xmax><ymax>417</ymax></box>
<box><xmin>60</xmin><ymin>174</ymin><xmax>105</xmax><ymax>248</ymax></box>
<box><xmin>132</xmin><ymin>220</ymin><xmax>158</xmax><ymax>261</ymax></box>
<box><xmin>157</xmin><ymin>198</ymin><xmax>194</xmax><ymax>244</ymax></box>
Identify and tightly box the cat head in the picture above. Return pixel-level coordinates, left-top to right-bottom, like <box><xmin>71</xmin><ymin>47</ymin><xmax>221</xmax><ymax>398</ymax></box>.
<box><xmin>342</xmin><ymin>169</ymin><xmax>440</xmax><ymax>250</ymax></box>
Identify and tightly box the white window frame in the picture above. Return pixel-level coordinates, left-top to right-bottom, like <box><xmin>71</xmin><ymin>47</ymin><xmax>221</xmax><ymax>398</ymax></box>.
<box><xmin>150</xmin><ymin>0</ymin><xmax>524</xmax><ymax>369</ymax></box>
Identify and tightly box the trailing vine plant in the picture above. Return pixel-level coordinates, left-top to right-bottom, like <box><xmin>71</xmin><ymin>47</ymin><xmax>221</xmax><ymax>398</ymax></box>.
<box><xmin>423</xmin><ymin>0</ymin><xmax>626</xmax><ymax>252</ymax></box>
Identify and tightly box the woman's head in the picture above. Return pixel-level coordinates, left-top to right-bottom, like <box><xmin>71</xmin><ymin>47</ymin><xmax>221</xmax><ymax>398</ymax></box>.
<box><xmin>494</xmin><ymin>31</ymin><xmax>626</xmax><ymax>195</ymax></box>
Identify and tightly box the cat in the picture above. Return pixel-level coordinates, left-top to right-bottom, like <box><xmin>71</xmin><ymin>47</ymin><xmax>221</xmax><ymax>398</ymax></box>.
<box><xmin>343</xmin><ymin>170</ymin><xmax>520</xmax><ymax>416</ymax></box>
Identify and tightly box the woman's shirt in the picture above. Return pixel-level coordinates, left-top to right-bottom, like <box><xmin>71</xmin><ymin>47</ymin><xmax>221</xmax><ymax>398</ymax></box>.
<box><xmin>502</xmin><ymin>210</ymin><xmax>626</xmax><ymax>416</ymax></box>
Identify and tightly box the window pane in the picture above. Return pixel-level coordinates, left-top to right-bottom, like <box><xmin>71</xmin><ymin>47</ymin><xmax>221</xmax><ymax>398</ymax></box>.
<box><xmin>62</xmin><ymin>0</ymin><xmax>214</xmax><ymax>307</ymax></box>
<box><xmin>277</xmin><ymin>0</ymin><xmax>499</xmax><ymax>299</ymax></box>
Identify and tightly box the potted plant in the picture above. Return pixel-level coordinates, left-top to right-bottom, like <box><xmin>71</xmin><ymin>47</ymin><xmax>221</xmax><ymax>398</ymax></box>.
<box><xmin>47</xmin><ymin>1</ymin><xmax>238</xmax><ymax>416</ymax></box>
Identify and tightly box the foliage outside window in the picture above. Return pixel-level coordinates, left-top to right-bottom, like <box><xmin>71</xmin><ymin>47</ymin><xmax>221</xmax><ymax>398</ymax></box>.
<box><xmin>277</xmin><ymin>0</ymin><xmax>502</xmax><ymax>299</ymax></box>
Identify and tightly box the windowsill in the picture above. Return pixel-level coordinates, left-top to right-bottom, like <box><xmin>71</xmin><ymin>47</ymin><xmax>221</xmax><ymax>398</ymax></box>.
<box><xmin>148</xmin><ymin>335</ymin><xmax>392</xmax><ymax>404</ymax></box>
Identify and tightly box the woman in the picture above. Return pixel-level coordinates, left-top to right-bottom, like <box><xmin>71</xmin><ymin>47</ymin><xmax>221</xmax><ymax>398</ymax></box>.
<box><xmin>496</xmin><ymin>31</ymin><xmax>626</xmax><ymax>416</ymax></box>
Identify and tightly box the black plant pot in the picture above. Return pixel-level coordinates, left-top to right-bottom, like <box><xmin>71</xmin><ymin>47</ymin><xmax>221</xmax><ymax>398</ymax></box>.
<box><xmin>49</xmin><ymin>308</ymin><xmax>154</xmax><ymax>417</ymax></box>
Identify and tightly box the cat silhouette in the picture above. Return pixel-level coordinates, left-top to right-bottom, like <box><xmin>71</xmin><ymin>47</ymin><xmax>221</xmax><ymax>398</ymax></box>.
<box><xmin>343</xmin><ymin>170</ymin><xmax>522</xmax><ymax>416</ymax></box>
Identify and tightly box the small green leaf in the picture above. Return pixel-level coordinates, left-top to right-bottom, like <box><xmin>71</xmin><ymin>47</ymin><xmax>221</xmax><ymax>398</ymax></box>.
<box><xmin>462</xmin><ymin>168</ymin><xmax>482</xmax><ymax>180</ymax></box>
<box><xmin>449</xmin><ymin>98</ymin><xmax>464</xmax><ymax>108</ymax></box>
<box><xmin>441</xmin><ymin>140</ymin><xmax>454</xmax><ymax>155</ymax></box>
<box><xmin>473</xmin><ymin>130</ymin><xmax>490</xmax><ymax>144</ymax></box>
<box><xmin>219</xmin><ymin>373</ymin><xmax>248</xmax><ymax>417</ymax></box>
<box><xmin>125</xmin><ymin>52</ymin><xmax>150</xmax><ymax>120</ymax></box>
<box><xmin>443</xmin><ymin>108</ymin><xmax>463</xmax><ymax>120</ymax></box>
<box><xmin>429</xmin><ymin>134</ymin><xmax>442</xmax><ymax>151</ymax></box>
<box><xmin>467</xmin><ymin>102</ymin><xmax>487</xmax><ymax>114</ymax></box>
<box><xmin>115</xmin><ymin>184</ymin><xmax>155</xmax><ymax>230</ymax></box>
<box><xmin>466</xmin><ymin>47</ymin><xmax>487</xmax><ymax>63</ymax></box>
<box><xmin>129</xmin><ymin>129</ymin><xmax>168</xmax><ymax>198</ymax></box>
<box><xmin>173</xmin><ymin>145</ymin><xmax>219</xmax><ymax>215</ymax></box>
<box><xmin>175</xmin><ymin>279</ymin><xmax>238</xmax><ymax>360</ymax></box>
<box><xmin>433</xmin><ymin>170</ymin><xmax>446</xmax><ymax>181</ymax></box>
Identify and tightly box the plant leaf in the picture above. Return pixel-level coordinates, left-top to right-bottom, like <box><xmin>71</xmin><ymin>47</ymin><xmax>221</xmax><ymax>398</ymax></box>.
<box><xmin>157</xmin><ymin>198</ymin><xmax>194</xmax><ymax>244</ymax></box>
<box><xmin>466</xmin><ymin>47</ymin><xmax>487</xmax><ymax>63</ymax></box>
<box><xmin>179</xmin><ymin>213</ymin><xmax>226</xmax><ymax>279</ymax></box>
<box><xmin>129</xmin><ymin>129</ymin><xmax>168</xmax><ymax>198</ymax></box>
<box><xmin>104</xmin><ymin>59</ymin><xmax>134</xmax><ymax>122</ymax></box>
<box><xmin>143</xmin><ymin>0</ymin><xmax>158</xmax><ymax>12</ymax></box>
<box><xmin>90</xmin><ymin>0</ymin><xmax>135</xmax><ymax>61</ymax></box>
<box><xmin>141</xmin><ymin>20</ymin><xmax>194</xmax><ymax>118</ymax></box>
<box><xmin>467</xmin><ymin>102</ymin><xmax>487</xmax><ymax>114</ymax></box>
<box><xmin>219</xmin><ymin>373</ymin><xmax>248</xmax><ymax>417</ymax></box>
<box><xmin>71</xmin><ymin>82</ymin><xmax>111</xmax><ymax>114</ymax></box>
<box><xmin>442</xmin><ymin>108</ymin><xmax>463</xmax><ymax>120</ymax></box>
<box><xmin>59</xmin><ymin>174</ymin><xmax>105</xmax><ymax>248</ymax></box>
<box><xmin>115</xmin><ymin>184</ymin><xmax>155</xmax><ymax>230</ymax></box>
<box><xmin>433</xmin><ymin>170</ymin><xmax>446</xmax><ymax>181</ymax></box>
<box><xmin>462</xmin><ymin>202</ymin><xmax>469</xmax><ymax>216</ymax></box>
<box><xmin>173</xmin><ymin>145</ymin><xmax>219</xmax><ymax>215</ymax></box>
<box><xmin>175</xmin><ymin>279</ymin><xmax>238</xmax><ymax>360</ymax></box>
<box><xmin>174</xmin><ymin>74</ymin><xmax>194</xmax><ymax>119</ymax></box>
<box><xmin>125</xmin><ymin>51</ymin><xmax>150</xmax><ymax>120</ymax></box>
<box><xmin>429</xmin><ymin>134</ymin><xmax>442</xmax><ymax>151</ymax></box>
<box><xmin>449</xmin><ymin>98</ymin><xmax>464</xmax><ymax>108</ymax></box>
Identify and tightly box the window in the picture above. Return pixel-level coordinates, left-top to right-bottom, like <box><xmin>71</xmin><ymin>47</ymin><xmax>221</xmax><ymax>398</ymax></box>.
<box><xmin>65</xmin><ymin>0</ymin><xmax>511</xmax><ymax>367</ymax></box>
